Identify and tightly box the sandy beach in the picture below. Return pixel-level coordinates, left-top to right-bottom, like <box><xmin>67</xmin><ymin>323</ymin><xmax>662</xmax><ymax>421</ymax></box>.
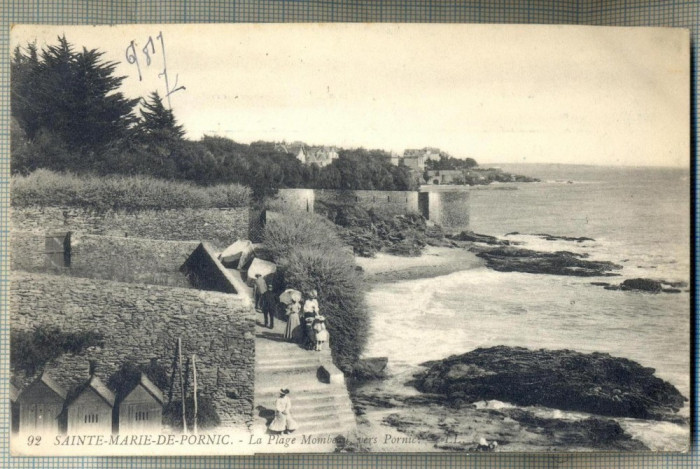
<box><xmin>355</xmin><ymin>246</ymin><xmax>484</xmax><ymax>283</ymax></box>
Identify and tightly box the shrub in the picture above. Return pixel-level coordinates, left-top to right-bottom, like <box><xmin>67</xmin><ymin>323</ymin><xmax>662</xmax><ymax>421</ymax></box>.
<box><xmin>11</xmin><ymin>169</ymin><xmax>251</xmax><ymax>211</ymax></box>
<box><xmin>107</xmin><ymin>360</ymin><xmax>170</xmax><ymax>401</ymax></box>
<box><xmin>264</xmin><ymin>212</ymin><xmax>368</xmax><ymax>372</ymax></box>
<box><xmin>10</xmin><ymin>325</ymin><xmax>104</xmax><ymax>375</ymax></box>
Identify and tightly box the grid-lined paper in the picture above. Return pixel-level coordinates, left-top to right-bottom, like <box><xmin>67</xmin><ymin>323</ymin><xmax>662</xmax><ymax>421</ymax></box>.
<box><xmin>0</xmin><ymin>1</ymin><xmax>697</xmax><ymax>468</ymax></box>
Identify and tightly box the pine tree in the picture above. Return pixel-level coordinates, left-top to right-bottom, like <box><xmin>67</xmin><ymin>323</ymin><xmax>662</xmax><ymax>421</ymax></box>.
<box><xmin>11</xmin><ymin>36</ymin><xmax>140</xmax><ymax>155</ymax></box>
<box><xmin>137</xmin><ymin>91</ymin><xmax>185</xmax><ymax>141</ymax></box>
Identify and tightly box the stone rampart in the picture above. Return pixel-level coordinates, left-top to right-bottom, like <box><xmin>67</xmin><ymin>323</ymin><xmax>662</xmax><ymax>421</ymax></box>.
<box><xmin>11</xmin><ymin>206</ymin><xmax>249</xmax><ymax>247</ymax></box>
<box><xmin>10</xmin><ymin>272</ymin><xmax>255</xmax><ymax>429</ymax></box>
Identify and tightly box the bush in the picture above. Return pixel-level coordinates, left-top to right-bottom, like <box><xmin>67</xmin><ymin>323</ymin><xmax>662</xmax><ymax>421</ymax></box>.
<box><xmin>264</xmin><ymin>212</ymin><xmax>368</xmax><ymax>372</ymax></box>
<box><xmin>11</xmin><ymin>169</ymin><xmax>251</xmax><ymax>211</ymax></box>
<box><xmin>107</xmin><ymin>360</ymin><xmax>170</xmax><ymax>401</ymax></box>
<box><xmin>11</xmin><ymin>325</ymin><xmax>104</xmax><ymax>375</ymax></box>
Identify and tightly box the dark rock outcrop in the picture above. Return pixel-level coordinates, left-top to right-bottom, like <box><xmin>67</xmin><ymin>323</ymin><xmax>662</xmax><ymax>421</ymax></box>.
<box><xmin>505</xmin><ymin>232</ymin><xmax>595</xmax><ymax>243</ymax></box>
<box><xmin>448</xmin><ymin>231</ymin><xmax>510</xmax><ymax>245</ymax></box>
<box><xmin>351</xmin><ymin>357</ymin><xmax>389</xmax><ymax>382</ymax></box>
<box><xmin>471</xmin><ymin>246</ymin><xmax>621</xmax><ymax>277</ymax></box>
<box><xmin>413</xmin><ymin>346</ymin><xmax>687</xmax><ymax>421</ymax></box>
<box><xmin>316</xmin><ymin>201</ymin><xmax>446</xmax><ymax>257</ymax></box>
<box><xmin>595</xmin><ymin>278</ymin><xmax>689</xmax><ymax>294</ymax></box>
<box><xmin>621</xmin><ymin>278</ymin><xmax>663</xmax><ymax>293</ymax></box>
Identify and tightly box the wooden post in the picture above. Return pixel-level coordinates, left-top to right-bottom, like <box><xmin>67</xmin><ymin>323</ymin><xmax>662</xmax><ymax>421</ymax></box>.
<box><xmin>192</xmin><ymin>354</ymin><xmax>198</xmax><ymax>435</ymax></box>
<box><xmin>178</xmin><ymin>338</ymin><xmax>188</xmax><ymax>434</ymax></box>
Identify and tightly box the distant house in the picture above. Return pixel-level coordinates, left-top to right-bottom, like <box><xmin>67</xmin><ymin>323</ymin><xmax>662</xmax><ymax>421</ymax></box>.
<box><xmin>66</xmin><ymin>375</ymin><xmax>115</xmax><ymax>434</ymax></box>
<box><xmin>274</xmin><ymin>141</ymin><xmax>307</xmax><ymax>163</ymax></box>
<box><xmin>388</xmin><ymin>152</ymin><xmax>401</xmax><ymax>166</ymax></box>
<box><xmin>17</xmin><ymin>373</ymin><xmax>67</xmax><ymax>434</ymax></box>
<box><xmin>303</xmin><ymin>146</ymin><xmax>339</xmax><ymax>167</ymax></box>
<box><xmin>118</xmin><ymin>374</ymin><xmax>164</xmax><ymax>434</ymax></box>
<box><xmin>426</xmin><ymin>169</ymin><xmax>464</xmax><ymax>185</ymax></box>
<box><xmin>275</xmin><ymin>142</ymin><xmax>338</xmax><ymax>167</ymax></box>
<box><xmin>402</xmin><ymin>148</ymin><xmax>442</xmax><ymax>171</ymax></box>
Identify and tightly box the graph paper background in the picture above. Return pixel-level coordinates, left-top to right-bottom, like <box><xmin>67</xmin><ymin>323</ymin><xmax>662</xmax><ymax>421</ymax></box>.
<box><xmin>0</xmin><ymin>1</ymin><xmax>696</xmax><ymax>468</ymax></box>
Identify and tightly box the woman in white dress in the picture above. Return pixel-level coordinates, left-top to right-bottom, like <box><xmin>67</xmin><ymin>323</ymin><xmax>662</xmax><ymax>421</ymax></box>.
<box><xmin>312</xmin><ymin>316</ymin><xmax>329</xmax><ymax>352</ymax></box>
<box><xmin>302</xmin><ymin>290</ymin><xmax>320</xmax><ymax>349</ymax></box>
<box><xmin>268</xmin><ymin>389</ymin><xmax>298</xmax><ymax>434</ymax></box>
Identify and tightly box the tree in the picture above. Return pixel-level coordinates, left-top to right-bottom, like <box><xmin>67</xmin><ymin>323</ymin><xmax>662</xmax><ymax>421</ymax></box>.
<box><xmin>137</xmin><ymin>91</ymin><xmax>185</xmax><ymax>141</ymax></box>
<box><xmin>11</xmin><ymin>36</ymin><xmax>139</xmax><ymax>163</ymax></box>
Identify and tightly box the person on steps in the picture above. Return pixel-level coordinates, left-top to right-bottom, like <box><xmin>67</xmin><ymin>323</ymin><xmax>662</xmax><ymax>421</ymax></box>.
<box><xmin>312</xmin><ymin>316</ymin><xmax>329</xmax><ymax>352</ymax></box>
<box><xmin>254</xmin><ymin>274</ymin><xmax>267</xmax><ymax>311</ymax></box>
<box><xmin>284</xmin><ymin>299</ymin><xmax>303</xmax><ymax>343</ymax></box>
<box><xmin>302</xmin><ymin>290</ymin><xmax>320</xmax><ymax>349</ymax></box>
<box><xmin>268</xmin><ymin>389</ymin><xmax>298</xmax><ymax>434</ymax></box>
<box><xmin>261</xmin><ymin>280</ymin><xmax>275</xmax><ymax>329</ymax></box>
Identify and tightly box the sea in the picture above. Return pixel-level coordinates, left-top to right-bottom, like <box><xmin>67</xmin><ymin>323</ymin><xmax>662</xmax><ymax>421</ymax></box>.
<box><xmin>357</xmin><ymin>164</ymin><xmax>691</xmax><ymax>452</ymax></box>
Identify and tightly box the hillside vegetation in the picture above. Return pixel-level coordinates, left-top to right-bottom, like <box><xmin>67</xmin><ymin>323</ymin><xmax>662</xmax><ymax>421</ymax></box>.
<box><xmin>263</xmin><ymin>212</ymin><xmax>368</xmax><ymax>373</ymax></box>
<box><xmin>11</xmin><ymin>169</ymin><xmax>250</xmax><ymax>211</ymax></box>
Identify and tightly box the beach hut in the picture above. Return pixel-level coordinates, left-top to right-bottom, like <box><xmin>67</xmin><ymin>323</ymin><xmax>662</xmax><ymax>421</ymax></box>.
<box><xmin>10</xmin><ymin>383</ymin><xmax>19</xmax><ymax>434</ymax></box>
<box><xmin>118</xmin><ymin>374</ymin><xmax>164</xmax><ymax>434</ymax></box>
<box><xmin>66</xmin><ymin>376</ymin><xmax>115</xmax><ymax>434</ymax></box>
<box><xmin>17</xmin><ymin>373</ymin><xmax>67</xmax><ymax>434</ymax></box>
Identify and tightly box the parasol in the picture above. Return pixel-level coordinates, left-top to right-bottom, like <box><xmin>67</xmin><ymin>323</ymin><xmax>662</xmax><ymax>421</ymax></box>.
<box><xmin>279</xmin><ymin>288</ymin><xmax>302</xmax><ymax>305</ymax></box>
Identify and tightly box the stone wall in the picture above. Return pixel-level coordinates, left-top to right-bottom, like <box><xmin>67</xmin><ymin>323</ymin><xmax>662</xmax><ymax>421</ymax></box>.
<box><xmin>424</xmin><ymin>190</ymin><xmax>471</xmax><ymax>232</ymax></box>
<box><xmin>11</xmin><ymin>232</ymin><xmax>197</xmax><ymax>288</ymax></box>
<box><xmin>11</xmin><ymin>206</ymin><xmax>250</xmax><ymax>247</ymax></box>
<box><xmin>315</xmin><ymin>190</ymin><xmax>420</xmax><ymax>216</ymax></box>
<box><xmin>276</xmin><ymin>188</ymin><xmax>469</xmax><ymax>230</ymax></box>
<box><xmin>10</xmin><ymin>272</ymin><xmax>255</xmax><ymax>429</ymax></box>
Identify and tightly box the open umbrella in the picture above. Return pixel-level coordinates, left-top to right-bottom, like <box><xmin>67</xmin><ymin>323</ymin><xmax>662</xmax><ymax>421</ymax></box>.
<box><xmin>279</xmin><ymin>288</ymin><xmax>302</xmax><ymax>305</ymax></box>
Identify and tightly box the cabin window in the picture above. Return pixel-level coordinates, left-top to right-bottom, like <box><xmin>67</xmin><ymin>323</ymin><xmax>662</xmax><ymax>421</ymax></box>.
<box><xmin>135</xmin><ymin>411</ymin><xmax>150</xmax><ymax>421</ymax></box>
<box><xmin>84</xmin><ymin>413</ymin><xmax>98</xmax><ymax>423</ymax></box>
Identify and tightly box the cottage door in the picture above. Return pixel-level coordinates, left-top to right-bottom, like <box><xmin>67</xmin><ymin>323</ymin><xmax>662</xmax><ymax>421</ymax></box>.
<box><xmin>45</xmin><ymin>232</ymin><xmax>71</xmax><ymax>270</ymax></box>
<box><xmin>22</xmin><ymin>404</ymin><xmax>37</xmax><ymax>432</ymax></box>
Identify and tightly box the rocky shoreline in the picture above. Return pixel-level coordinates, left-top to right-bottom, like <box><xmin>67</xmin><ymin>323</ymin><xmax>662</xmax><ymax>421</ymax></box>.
<box><xmin>412</xmin><ymin>346</ymin><xmax>687</xmax><ymax>423</ymax></box>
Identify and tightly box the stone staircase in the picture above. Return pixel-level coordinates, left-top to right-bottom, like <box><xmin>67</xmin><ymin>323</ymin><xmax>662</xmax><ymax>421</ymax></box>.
<box><xmin>252</xmin><ymin>320</ymin><xmax>357</xmax><ymax>451</ymax></box>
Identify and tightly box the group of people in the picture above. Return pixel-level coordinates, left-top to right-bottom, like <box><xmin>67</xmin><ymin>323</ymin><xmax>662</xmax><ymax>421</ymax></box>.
<box><xmin>283</xmin><ymin>289</ymin><xmax>329</xmax><ymax>352</ymax></box>
<box><xmin>253</xmin><ymin>274</ymin><xmax>329</xmax><ymax>352</ymax></box>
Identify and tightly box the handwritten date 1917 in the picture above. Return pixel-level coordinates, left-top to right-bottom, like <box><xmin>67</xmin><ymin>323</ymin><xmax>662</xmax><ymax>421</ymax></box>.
<box><xmin>125</xmin><ymin>32</ymin><xmax>185</xmax><ymax>107</ymax></box>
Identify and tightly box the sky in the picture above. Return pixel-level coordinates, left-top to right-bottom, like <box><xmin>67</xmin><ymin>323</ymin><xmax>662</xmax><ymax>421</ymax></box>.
<box><xmin>11</xmin><ymin>23</ymin><xmax>690</xmax><ymax>167</ymax></box>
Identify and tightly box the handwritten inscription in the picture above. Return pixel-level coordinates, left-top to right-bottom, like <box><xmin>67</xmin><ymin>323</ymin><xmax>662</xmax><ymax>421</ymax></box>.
<box><xmin>126</xmin><ymin>32</ymin><xmax>185</xmax><ymax>107</ymax></box>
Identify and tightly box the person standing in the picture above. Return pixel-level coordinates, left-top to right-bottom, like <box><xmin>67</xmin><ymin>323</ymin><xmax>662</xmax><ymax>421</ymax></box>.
<box><xmin>254</xmin><ymin>274</ymin><xmax>267</xmax><ymax>311</ymax></box>
<box><xmin>268</xmin><ymin>389</ymin><xmax>298</xmax><ymax>434</ymax></box>
<box><xmin>284</xmin><ymin>300</ymin><xmax>303</xmax><ymax>343</ymax></box>
<box><xmin>312</xmin><ymin>316</ymin><xmax>329</xmax><ymax>352</ymax></box>
<box><xmin>261</xmin><ymin>281</ymin><xmax>275</xmax><ymax>329</ymax></box>
<box><xmin>302</xmin><ymin>290</ymin><xmax>320</xmax><ymax>349</ymax></box>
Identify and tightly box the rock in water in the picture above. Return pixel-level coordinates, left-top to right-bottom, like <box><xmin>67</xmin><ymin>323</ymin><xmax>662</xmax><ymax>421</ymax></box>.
<box><xmin>471</xmin><ymin>246</ymin><xmax>621</xmax><ymax>277</ymax></box>
<box><xmin>620</xmin><ymin>278</ymin><xmax>663</xmax><ymax>293</ymax></box>
<box><xmin>413</xmin><ymin>346</ymin><xmax>687</xmax><ymax>421</ymax></box>
<box><xmin>352</xmin><ymin>357</ymin><xmax>389</xmax><ymax>382</ymax></box>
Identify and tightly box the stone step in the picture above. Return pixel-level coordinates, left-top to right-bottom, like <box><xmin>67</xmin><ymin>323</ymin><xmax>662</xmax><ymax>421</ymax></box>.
<box><xmin>255</xmin><ymin>351</ymin><xmax>332</xmax><ymax>363</ymax></box>
<box><xmin>256</xmin><ymin>362</ymin><xmax>326</xmax><ymax>374</ymax></box>
<box><xmin>250</xmin><ymin>413</ymin><xmax>356</xmax><ymax>436</ymax></box>
<box><xmin>255</xmin><ymin>388</ymin><xmax>349</xmax><ymax>403</ymax></box>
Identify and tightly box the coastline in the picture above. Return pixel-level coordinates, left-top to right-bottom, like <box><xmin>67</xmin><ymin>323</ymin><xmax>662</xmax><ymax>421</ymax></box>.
<box><xmin>350</xmin><ymin>242</ymin><xmax>690</xmax><ymax>453</ymax></box>
<box><xmin>356</xmin><ymin>246</ymin><xmax>484</xmax><ymax>283</ymax></box>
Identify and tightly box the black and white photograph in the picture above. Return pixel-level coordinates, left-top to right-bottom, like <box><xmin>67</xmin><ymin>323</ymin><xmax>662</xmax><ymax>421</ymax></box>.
<box><xmin>8</xmin><ymin>23</ymin><xmax>690</xmax><ymax>455</ymax></box>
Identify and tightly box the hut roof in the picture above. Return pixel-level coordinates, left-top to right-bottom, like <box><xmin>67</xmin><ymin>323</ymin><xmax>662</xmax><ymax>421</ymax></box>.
<box><xmin>137</xmin><ymin>373</ymin><xmax>164</xmax><ymax>405</ymax></box>
<box><xmin>35</xmin><ymin>373</ymin><xmax>68</xmax><ymax>400</ymax></box>
<box><xmin>9</xmin><ymin>383</ymin><xmax>20</xmax><ymax>402</ymax></box>
<box><xmin>68</xmin><ymin>375</ymin><xmax>115</xmax><ymax>408</ymax></box>
<box><xmin>87</xmin><ymin>376</ymin><xmax>115</xmax><ymax>407</ymax></box>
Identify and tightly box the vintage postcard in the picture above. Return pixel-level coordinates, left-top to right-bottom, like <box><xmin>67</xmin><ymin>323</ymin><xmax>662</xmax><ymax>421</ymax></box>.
<box><xmin>7</xmin><ymin>23</ymin><xmax>690</xmax><ymax>455</ymax></box>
